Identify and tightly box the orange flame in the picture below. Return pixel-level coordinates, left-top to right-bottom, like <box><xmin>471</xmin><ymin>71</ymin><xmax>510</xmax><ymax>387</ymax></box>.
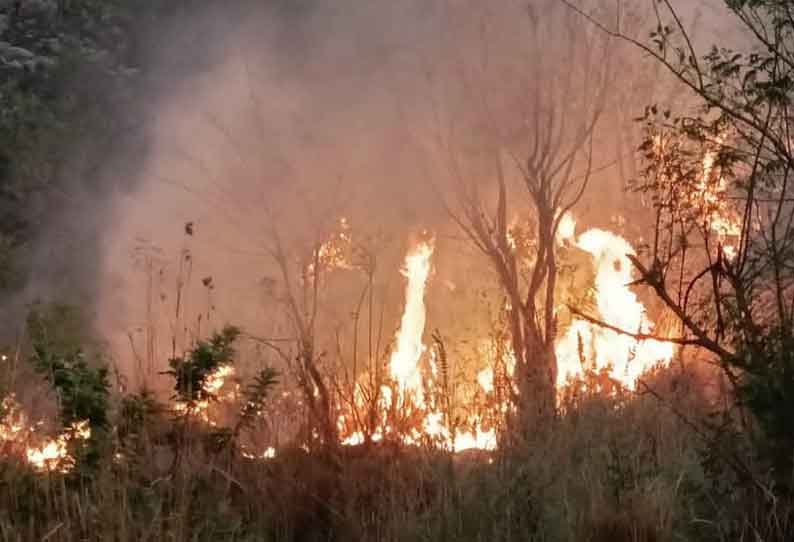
<box><xmin>0</xmin><ymin>395</ymin><xmax>27</xmax><ymax>444</ymax></box>
<box><xmin>388</xmin><ymin>241</ymin><xmax>434</xmax><ymax>401</ymax></box>
<box><xmin>556</xmin><ymin>221</ymin><xmax>674</xmax><ymax>389</ymax></box>
<box><xmin>310</xmin><ymin>217</ymin><xmax>353</xmax><ymax>273</ymax></box>
<box><xmin>699</xmin><ymin>137</ymin><xmax>741</xmax><ymax>257</ymax></box>
<box><xmin>172</xmin><ymin>364</ymin><xmax>237</xmax><ymax>425</ymax></box>
<box><xmin>340</xmin><ymin>218</ymin><xmax>675</xmax><ymax>451</ymax></box>
<box><xmin>1</xmin><ymin>395</ymin><xmax>92</xmax><ymax>473</ymax></box>
<box><xmin>340</xmin><ymin>240</ymin><xmax>496</xmax><ymax>451</ymax></box>
<box><xmin>26</xmin><ymin>421</ymin><xmax>92</xmax><ymax>473</ymax></box>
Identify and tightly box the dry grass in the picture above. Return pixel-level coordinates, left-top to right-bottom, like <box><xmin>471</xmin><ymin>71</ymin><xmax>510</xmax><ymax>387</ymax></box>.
<box><xmin>0</xmin><ymin>360</ymin><xmax>789</xmax><ymax>542</ymax></box>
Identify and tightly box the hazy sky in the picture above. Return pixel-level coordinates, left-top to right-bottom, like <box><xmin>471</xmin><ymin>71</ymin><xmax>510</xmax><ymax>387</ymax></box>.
<box><xmin>7</xmin><ymin>0</ymin><xmax>747</xmax><ymax>385</ymax></box>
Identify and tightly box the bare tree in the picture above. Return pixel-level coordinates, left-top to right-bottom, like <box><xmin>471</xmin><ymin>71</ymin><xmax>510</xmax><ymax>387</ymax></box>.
<box><xmin>267</xmin><ymin>224</ymin><xmax>340</xmax><ymax>448</ymax></box>
<box><xmin>430</xmin><ymin>0</ymin><xmax>612</xmax><ymax>426</ymax></box>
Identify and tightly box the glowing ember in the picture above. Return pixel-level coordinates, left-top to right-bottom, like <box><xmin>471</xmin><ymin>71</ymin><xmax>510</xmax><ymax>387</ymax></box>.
<box><xmin>26</xmin><ymin>438</ymin><xmax>71</xmax><ymax>471</ymax></box>
<box><xmin>556</xmin><ymin>227</ymin><xmax>674</xmax><ymax>389</ymax></box>
<box><xmin>241</xmin><ymin>446</ymin><xmax>276</xmax><ymax>460</ymax></box>
<box><xmin>0</xmin><ymin>395</ymin><xmax>27</xmax><ymax>444</ymax></box>
<box><xmin>311</xmin><ymin>217</ymin><xmax>353</xmax><ymax>273</ymax></box>
<box><xmin>698</xmin><ymin>136</ymin><xmax>741</xmax><ymax>253</ymax></box>
<box><xmin>204</xmin><ymin>365</ymin><xmax>234</xmax><ymax>395</ymax></box>
<box><xmin>506</xmin><ymin>230</ymin><xmax>517</xmax><ymax>250</ymax></box>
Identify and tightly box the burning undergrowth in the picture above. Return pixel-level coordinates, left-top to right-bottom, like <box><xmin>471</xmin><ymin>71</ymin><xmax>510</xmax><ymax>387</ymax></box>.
<box><xmin>0</xmin><ymin>0</ymin><xmax>747</xmax><ymax>448</ymax></box>
<box><xmin>332</xmin><ymin>213</ymin><xmax>680</xmax><ymax>452</ymax></box>
<box><xmin>0</xmin><ymin>394</ymin><xmax>92</xmax><ymax>474</ymax></box>
<box><xmin>0</xmin><ymin>171</ymin><xmax>741</xmax><ymax>472</ymax></box>
<box><xmin>0</xmin><ymin>211</ymin><xmax>686</xmax><ymax>471</ymax></box>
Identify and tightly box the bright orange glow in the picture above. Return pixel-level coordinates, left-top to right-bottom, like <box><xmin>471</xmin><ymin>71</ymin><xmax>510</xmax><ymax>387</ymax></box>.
<box><xmin>556</xmin><ymin>211</ymin><xmax>576</xmax><ymax>245</ymax></box>
<box><xmin>388</xmin><ymin>241</ymin><xmax>434</xmax><ymax>401</ymax></box>
<box><xmin>698</xmin><ymin>136</ymin><xmax>741</xmax><ymax>255</ymax></box>
<box><xmin>339</xmin><ymin>240</ymin><xmax>497</xmax><ymax>451</ymax></box>
<box><xmin>242</xmin><ymin>446</ymin><xmax>276</xmax><ymax>460</ymax></box>
<box><xmin>311</xmin><ymin>217</ymin><xmax>353</xmax><ymax>273</ymax></box>
<box><xmin>26</xmin><ymin>421</ymin><xmax>91</xmax><ymax>473</ymax></box>
<box><xmin>556</xmin><ymin>226</ymin><xmax>674</xmax><ymax>389</ymax></box>
<box><xmin>1</xmin><ymin>395</ymin><xmax>92</xmax><ymax>473</ymax></box>
<box><xmin>204</xmin><ymin>365</ymin><xmax>234</xmax><ymax>395</ymax></box>
<box><xmin>338</xmin><ymin>218</ymin><xmax>676</xmax><ymax>451</ymax></box>
<box><xmin>0</xmin><ymin>395</ymin><xmax>27</xmax><ymax>444</ymax></box>
<box><xmin>172</xmin><ymin>364</ymin><xmax>238</xmax><ymax>426</ymax></box>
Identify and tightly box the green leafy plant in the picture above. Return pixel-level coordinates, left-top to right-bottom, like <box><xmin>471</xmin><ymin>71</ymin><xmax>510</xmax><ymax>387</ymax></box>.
<box><xmin>30</xmin><ymin>346</ymin><xmax>110</xmax><ymax>431</ymax></box>
<box><xmin>26</xmin><ymin>303</ymin><xmax>110</xmax><ymax>471</ymax></box>
<box><xmin>165</xmin><ymin>325</ymin><xmax>240</xmax><ymax>408</ymax></box>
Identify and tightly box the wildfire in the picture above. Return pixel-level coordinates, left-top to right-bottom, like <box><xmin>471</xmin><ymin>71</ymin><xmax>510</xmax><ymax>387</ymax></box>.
<box><xmin>310</xmin><ymin>217</ymin><xmax>353</xmax><ymax>273</ymax></box>
<box><xmin>388</xmin><ymin>241</ymin><xmax>434</xmax><ymax>400</ymax></box>
<box><xmin>1</xmin><ymin>395</ymin><xmax>91</xmax><ymax>473</ymax></box>
<box><xmin>0</xmin><ymin>395</ymin><xmax>27</xmax><ymax>444</ymax></box>
<box><xmin>241</xmin><ymin>446</ymin><xmax>276</xmax><ymax>460</ymax></box>
<box><xmin>1</xmin><ymin>212</ymin><xmax>680</xmax><ymax>465</ymax></box>
<box><xmin>698</xmin><ymin>136</ymin><xmax>741</xmax><ymax>256</ymax></box>
<box><xmin>556</xmin><ymin>211</ymin><xmax>576</xmax><ymax>245</ymax></box>
<box><xmin>172</xmin><ymin>364</ymin><xmax>238</xmax><ymax>425</ymax></box>
<box><xmin>337</xmin><ymin>213</ymin><xmax>677</xmax><ymax>451</ymax></box>
<box><xmin>477</xmin><ymin>366</ymin><xmax>494</xmax><ymax>394</ymax></box>
<box><xmin>556</xmin><ymin>222</ymin><xmax>674</xmax><ymax>389</ymax></box>
<box><xmin>26</xmin><ymin>421</ymin><xmax>92</xmax><ymax>473</ymax></box>
<box><xmin>204</xmin><ymin>365</ymin><xmax>234</xmax><ymax>395</ymax></box>
<box><xmin>340</xmin><ymin>240</ymin><xmax>496</xmax><ymax>451</ymax></box>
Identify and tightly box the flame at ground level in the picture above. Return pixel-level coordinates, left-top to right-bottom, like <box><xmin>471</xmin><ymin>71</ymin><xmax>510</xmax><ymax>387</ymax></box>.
<box><xmin>555</xmin><ymin>228</ymin><xmax>674</xmax><ymax>389</ymax></box>
<box><xmin>26</xmin><ymin>421</ymin><xmax>92</xmax><ymax>473</ymax></box>
<box><xmin>1</xmin><ymin>220</ymin><xmax>676</xmax><ymax>463</ymax></box>
<box><xmin>339</xmin><ymin>221</ymin><xmax>674</xmax><ymax>452</ymax></box>
<box><xmin>1</xmin><ymin>396</ymin><xmax>92</xmax><ymax>473</ymax></box>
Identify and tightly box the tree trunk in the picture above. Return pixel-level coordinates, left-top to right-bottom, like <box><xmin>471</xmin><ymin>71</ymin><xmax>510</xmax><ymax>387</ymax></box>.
<box><xmin>516</xmin><ymin>327</ymin><xmax>556</xmax><ymax>430</ymax></box>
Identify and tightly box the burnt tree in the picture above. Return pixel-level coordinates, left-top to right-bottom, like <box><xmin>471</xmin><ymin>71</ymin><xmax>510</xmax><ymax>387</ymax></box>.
<box><xmin>431</xmin><ymin>0</ymin><xmax>612</xmax><ymax>428</ymax></box>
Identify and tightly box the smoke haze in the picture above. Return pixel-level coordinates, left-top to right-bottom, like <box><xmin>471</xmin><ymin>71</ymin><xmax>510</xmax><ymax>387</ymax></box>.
<box><xmin>8</xmin><ymin>0</ymin><xmax>738</xmax><ymax>386</ymax></box>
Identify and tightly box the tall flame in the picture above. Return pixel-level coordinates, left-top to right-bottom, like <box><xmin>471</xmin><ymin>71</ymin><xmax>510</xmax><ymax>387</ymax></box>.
<box><xmin>340</xmin><ymin>218</ymin><xmax>673</xmax><ymax>452</ymax></box>
<box><xmin>382</xmin><ymin>241</ymin><xmax>496</xmax><ymax>450</ymax></box>
<box><xmin>389</xmin><ymin>242</ymin><xmax>434</xmax><ymax>400</ymax></box>
<box><xmin>556</xmin><ymin>224</ymin><xmax>674</xmax><ymax>389</ymax></box>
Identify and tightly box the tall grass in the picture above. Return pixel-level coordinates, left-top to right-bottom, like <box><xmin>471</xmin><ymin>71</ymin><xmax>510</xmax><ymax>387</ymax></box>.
<box><xmin>1</xmin><ymin>355</ymin><xmax>790</xmax><ymax>542</ymax></box>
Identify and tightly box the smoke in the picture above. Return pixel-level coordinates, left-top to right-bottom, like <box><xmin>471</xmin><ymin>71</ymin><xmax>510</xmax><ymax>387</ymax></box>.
<box><xmin>94</xmin><ymin>1</ymin><xmax>439</xmax><ymax>376</ymax></box>
<box><xmin>7</xmin><ymin>0</ymin><xmax>739</xmax><ymax>385</ymax></box>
